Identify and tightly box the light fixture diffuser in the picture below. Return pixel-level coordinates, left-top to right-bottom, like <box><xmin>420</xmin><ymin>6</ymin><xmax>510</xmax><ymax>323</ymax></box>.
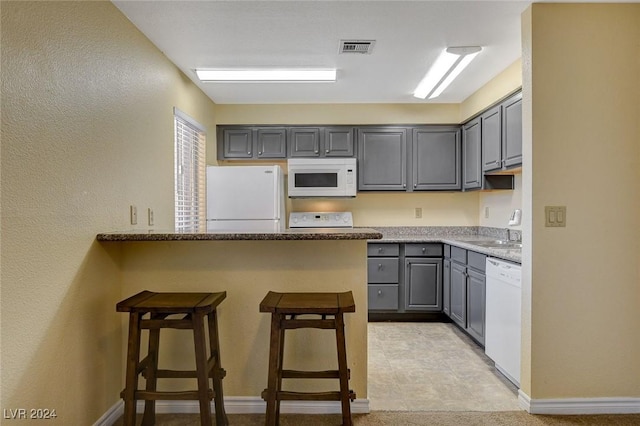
<box><xmin>195</xmin><ymin>69</ymin><xmax>337</xmax><ymax>82</ymax></box>
<box><xmin>413</xmin><ymin>46</ymin><xmax>482</xmax><ymax>100</ymax></box>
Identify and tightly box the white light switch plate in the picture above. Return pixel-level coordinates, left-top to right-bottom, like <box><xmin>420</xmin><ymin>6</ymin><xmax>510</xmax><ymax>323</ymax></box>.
<box><xmin>545</xmin><ymin>206</ymin><xmax>566</xmax><ymax>227</ymax></box>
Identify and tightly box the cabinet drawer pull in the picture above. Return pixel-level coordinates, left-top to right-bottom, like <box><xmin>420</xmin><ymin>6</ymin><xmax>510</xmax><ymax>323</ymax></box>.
<box><xmin>258</xmin><ymin>151</ymin><xmax>262</xmax><ymax>155</ymax></box>
<box><xmin>326</xmin><ymin>149</ymin><xmax>329</xmax><ymax>153</ymax></box>
<box><xmin>421</xmin><ymin>247</ymin><xmax>426</xmax><ymax>253</ymax></box>
<box><xmin>378</xmin><ymin>263</ymin><xmax>383</xmax><ymax>270</ymax></box>
<box><xmin>378</xmin><ymin>290</ymin><xmax>383</xmax><ymax>296</ymax></box>
<box><xmin>378</xmin><ymin>247</ymin><xmax>383</xmax><ymax>253</ymax></box>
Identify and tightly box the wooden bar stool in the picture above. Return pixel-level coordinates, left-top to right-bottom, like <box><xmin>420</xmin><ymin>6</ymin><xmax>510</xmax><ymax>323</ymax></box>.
<box><xmin>116</xmin><ymin>291</ymin><xmax>228</xmax><ymax>426</ymax></box>
<box><xmin>259</xmin><ymin>291</ymin><xmax>356</xmax><ymax>426</ymax></box>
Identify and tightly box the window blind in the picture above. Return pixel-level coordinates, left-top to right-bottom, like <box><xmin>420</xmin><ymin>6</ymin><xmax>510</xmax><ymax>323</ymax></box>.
<box><xmin>174</xmin><ymin>108</ymin><xmax>206</xmax><ymax>232</ymax></box>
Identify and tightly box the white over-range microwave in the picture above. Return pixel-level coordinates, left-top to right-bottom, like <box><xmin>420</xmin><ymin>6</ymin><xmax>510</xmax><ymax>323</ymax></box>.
<box><xmin>287</xmin><ymin>158</ymin><xmax>357</xmax><ymax>198</ymax></box>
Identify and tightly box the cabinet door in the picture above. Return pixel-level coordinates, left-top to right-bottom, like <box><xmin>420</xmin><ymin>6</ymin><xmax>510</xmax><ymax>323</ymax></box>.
<box><xmin>358</xmin><ymin>128</ymin><xmax>407</xmax><ymax>190</ymax></box>
<box><xmin>482</xmin><ymin>105</ymin><xmax>502</xmax><ymax>172</ymax></box>
<box><xmin>288</xmin><ymin>128</ymin><xmax>321</xmax><ymax>157</ymax></box>
<box><xmin>222</xmin><ymin>128</ymin><xmax>253</xmax><ymax>158</ymax></box>
<box><xmin>404</xmin><ymin>258</ymin><xmax>442</xmax><ymax>311</ymax></box>
<box><xmin>412</xmin><ymin>127</ymin><xmax>461</xmax><ymax>191</ymax></box>
<box><xmin>324</xmin><ymin>127</ymin><xmax>355</xmax><ymax>157</ymax></box>
<box><xmin>450</xmin><ymin>262</ymin><xmax>467</xmax><ymax>328</ymax></box>
<box><xmin>443</xmin><ymin>258</ymin><xmax>451</xmax><ymax>317</ymax></box>
<box><xmin>502</xmin><ymin>93</ymin><xmax>523</xmax><ymax>168</ymax></box>
<box><xmin>256</xmin><ymin>128</ymin><xmax>287</xmax><ymax>158</ymax></box>
<box><xmin>462</xmin><ymin>118</ymin><xmax>482</xmax><ymax>190</ymax></box>
<box><xmin>466</xmin><ymin>269</ymin><xmax>486</xmax><ymax>345</ymax></box>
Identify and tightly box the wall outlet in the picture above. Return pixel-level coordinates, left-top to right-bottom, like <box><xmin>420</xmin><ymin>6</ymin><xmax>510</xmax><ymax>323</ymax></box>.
<box><xmin>130</xmin><ymin>205</ymin><xmax>137</xmax><ymax>225</ymax></box>
<box><xmin>148</xmin><ymin>208</ymin><xmax>154</xmax><ymax>226</ymax></box>
<box><xmin>545</xmin><ymin>206</ymin><xmax>566</xmax><ymax>227</ymax></box>
<box><xmin>484</xmin><ymin>206</ymin><xmax>490</xmax><ymax>219</ymax></box>
<box><xmin>414</xmin><ymin>207</ymin><xmax>422</xmax><ymax>219</ymax></box>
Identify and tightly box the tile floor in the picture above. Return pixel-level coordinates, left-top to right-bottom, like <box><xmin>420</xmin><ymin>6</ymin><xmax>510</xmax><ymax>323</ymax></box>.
<box><xmin>367</xmin><ymin>322</ymin><xmax>520</xmax><ymax>412</ymax></box>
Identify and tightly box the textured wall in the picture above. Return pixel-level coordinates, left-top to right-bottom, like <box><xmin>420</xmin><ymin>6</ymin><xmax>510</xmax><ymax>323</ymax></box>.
<box><xmin>521</xmin><ymin>4</ymin><xmax>640</xmax><ymax>399</ymax></box>
<box><xmin>1</xmin><ymin>2</ymin><xmax>216</xmax><ymax>423</ymax></box>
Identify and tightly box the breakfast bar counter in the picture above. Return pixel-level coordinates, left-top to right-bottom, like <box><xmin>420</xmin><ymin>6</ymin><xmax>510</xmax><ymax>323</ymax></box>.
<box><xmin>97</xmin><ymin>227</ymin><xmax>382</xmax><ymax>241</ymax></box>
<box><xmin>98</xmin><ymin>228</ymin><xmax>380</xmax><ymax>414</ymax></box>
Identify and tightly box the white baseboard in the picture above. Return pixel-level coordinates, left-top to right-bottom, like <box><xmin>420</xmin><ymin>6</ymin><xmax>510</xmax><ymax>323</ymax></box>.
<box><xmin>95</xmin><ymin>397</ymin><xmax>370</xmax><ymax>425</ymax></box>
<box><xmin>519</xmin><ymin>390</ymin><xmax>640</xmax><ymax>415</ymax></box>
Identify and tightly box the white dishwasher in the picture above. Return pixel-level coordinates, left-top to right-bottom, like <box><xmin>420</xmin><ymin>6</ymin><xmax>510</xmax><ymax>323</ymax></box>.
<box><xmin>485</xmin><ymin>258</ymin><xmax>522</xmax><ymax>387</ymax></box>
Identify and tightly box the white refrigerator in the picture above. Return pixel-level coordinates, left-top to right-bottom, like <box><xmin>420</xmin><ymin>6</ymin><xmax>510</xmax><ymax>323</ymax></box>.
<box><xmin>206</xmin><ymin>165</ymin><xmax>285</xmax><ymax>232</ymax></box>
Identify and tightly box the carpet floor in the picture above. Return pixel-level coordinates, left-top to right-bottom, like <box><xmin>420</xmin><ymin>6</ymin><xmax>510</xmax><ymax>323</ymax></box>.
<box><xmin>116</xmin><ymin>411</ymin><xmax>640</xmax><ymax>425</ymax></box>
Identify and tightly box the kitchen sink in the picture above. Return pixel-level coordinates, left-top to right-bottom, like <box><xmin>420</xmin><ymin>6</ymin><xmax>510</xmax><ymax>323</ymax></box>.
<box><xmin>458</xmin><ymin>240</ymin><xmax>522</xmax><ymax>249</ymax></box>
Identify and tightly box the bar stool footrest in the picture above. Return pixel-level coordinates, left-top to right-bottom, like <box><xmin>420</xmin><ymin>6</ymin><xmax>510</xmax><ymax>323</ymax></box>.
<box><xmin>120</xmin><ymin>389</ymin><xmax>214</xmax><ymax>401</ymax></box>
<box><xmin>282</xmin><ymin>369</ymin><xmax>350</xmax><ymax>379</ymax></box>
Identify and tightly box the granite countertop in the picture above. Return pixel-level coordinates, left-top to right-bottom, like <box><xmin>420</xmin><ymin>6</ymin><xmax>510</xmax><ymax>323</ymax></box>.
<box><xmin>96</xmin><ymin>228</ymin><xmax>383</xmax><ymax>242</ymax></box>
<box><xmin>370</xmin><ymin>226</ymin><xmax>522</xmax><ymax>263</ymax></box>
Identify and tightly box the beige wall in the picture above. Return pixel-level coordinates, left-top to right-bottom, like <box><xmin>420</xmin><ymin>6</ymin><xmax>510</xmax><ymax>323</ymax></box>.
<box><xmin>521</xmin><ymin>4</ymin><xmax>640</xmax><ymax>399</ymax></box>
<box><xmin>119</xmin><ymin>240</ymin><xmax>369</xmax><ymax>398</ymax></box>
<box><xmin>460</xmin><ymin>59</ymin><xmax>522</xmax><ymax>123</ymax></box>
<box><xmin>1</xmin><ymin>2</ymin><xmax>217</xmax><ymax>423</ymax></box>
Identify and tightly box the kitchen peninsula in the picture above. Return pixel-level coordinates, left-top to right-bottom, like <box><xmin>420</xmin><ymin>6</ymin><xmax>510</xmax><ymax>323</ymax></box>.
<box><xmin>98</xmin><ymin>228</ymin><xmax>382</xmax><ymax>412</ymax></box>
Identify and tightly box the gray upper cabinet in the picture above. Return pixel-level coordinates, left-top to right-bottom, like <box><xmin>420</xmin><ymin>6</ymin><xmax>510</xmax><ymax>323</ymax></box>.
<box><xmin>324</xmin><ymin>127</ymin><xmax>355</xmax><ymax>157</ymax></box>
<box><xmin>358</xmin><ymin>128</ymin><xmax>407</xmax><ymax>190</ymax></box>
<box><xmin>482</xmin><ymin>91</ymin><xmax>522</xmax><ymax>172</ymax></box>
<box><xmin>481</xmin><ymin>105</ymin><xmax>502</xmax><ymax>172</ymax></box>
<box><xmin>502</xmin><ymin>93</ymin><xmax>523</xmax><ymax>168</ymax></box>
<box><xmin>288</xmin><ymin>127</ymin><xmax>322</xmax><ymax>157</ymax></box>
<box><xmin>288</xmin><ymin>126</ymin><xmax>355</xmax><ymax>157</ymax></box>
<box><xmin>221</xmin><ymin>128</ymin><xmax>253</xmax><ymax>159</ymax></box>
<box><xmin>219</xmin><ymin>126</ymin><xmax>286</xmax><ymax>159</ymax></box>
<box><xmin>412</xmin><ymin>127</ymin><xmax>461</xmax><ymax>191</ymax></box>
<box><xmin>256</xmin><ymin>128</ymin><xmax>287</xmax><ymax>158</ymax></box>
<box><xmin>462</xmin><ymin>118</ymin><xmax>482</xmax><ymax>190</ymax></box>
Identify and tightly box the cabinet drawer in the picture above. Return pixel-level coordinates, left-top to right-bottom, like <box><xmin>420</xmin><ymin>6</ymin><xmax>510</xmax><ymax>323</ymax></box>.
<box><xmin>368</xmin><ymin>243</ymin><xmax>400</xmax><ymax>257</ymax></box>
<box><xmin>467</xmin><ymin>251</ymin><xmax>487</xmax><ymax>272</ymax></box>
<box><xmin>405</xmin><ymin>243</ymin><xmax>443</xmax><ymax>257</ymax></box>
<box><xmin>368</xmin><ymin>284</ymin><xmax>399</xmax><ymax>310</ymax></box>
<box><xmin>451</xmin><ymin>246</ymin><xmax>467</xmax><ymax>264</ymax></box>
<box><xmin>367</xmin><ymin>258</ymin><xmax>399</xmax><ymax>283</ymax></box>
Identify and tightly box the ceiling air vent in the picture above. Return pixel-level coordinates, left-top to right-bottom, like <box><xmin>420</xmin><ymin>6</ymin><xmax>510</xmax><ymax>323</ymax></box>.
<box><xmin>339</xmin><ymin>40</ymin><xmax>375</xmax><ymax>54</ymax></box>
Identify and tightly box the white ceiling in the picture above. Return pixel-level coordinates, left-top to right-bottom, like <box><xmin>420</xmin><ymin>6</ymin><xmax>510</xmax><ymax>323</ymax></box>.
<box><xmin>112</xmin><ymin>1</ymin><xmax>532</xmax><ymax>104</ymax></box>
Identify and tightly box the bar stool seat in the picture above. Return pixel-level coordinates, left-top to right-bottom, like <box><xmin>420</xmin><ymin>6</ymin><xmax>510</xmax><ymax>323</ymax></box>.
<box><xmin>117</xmin><ymin>290</ymin><xmax>228</xmax><ymax>426</ymax></box>
<box><xmin>260</xmin><ymin>291</ymin><xmax>356</xmax><ymax>426</ymax></box>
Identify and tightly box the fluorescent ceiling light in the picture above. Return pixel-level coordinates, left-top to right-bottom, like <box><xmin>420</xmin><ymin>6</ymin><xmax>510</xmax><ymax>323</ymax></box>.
<box><xmin>195</xmin><ymin>69</ymin><xmax>337</xmax><ymax>82</ymax></box>
<box><xmin>413</xmin><ymin>46</ymin><xmax>482</xmax><ymax>100</ymax></box>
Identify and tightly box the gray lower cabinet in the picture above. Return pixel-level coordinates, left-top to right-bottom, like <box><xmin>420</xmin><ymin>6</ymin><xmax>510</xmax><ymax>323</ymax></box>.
<box><xmin>449</xmin><ymin>260</ymin><xmax>467</xmax><ymax>328</ymax></box>
<box><xmin>412</xmin><ymin>127</ymin><xmax>461</xmax><ymax>191</ymax></box>
<box><xmin>358</xmin><ymin>128</ymin><xmax>407</xmax><ymax>190</ymax></box>
<box><xmin>442</xmin><ymin>245</ymin><xmax>451</xmax><ymax>316</ymax></box>
<box><xmin>444</xmin><ymin>245</ymin><xmax>487</xmax><ymax>345</ymax></box>
<box><xmin>367</xmin><ymin>243</ymin><xmax>400</xmax><ymax>311</ymax></box>
<box><xmin>368</xmin><ymin>242</ymin><xmax>443</xmax><ymax>314</ymax></box>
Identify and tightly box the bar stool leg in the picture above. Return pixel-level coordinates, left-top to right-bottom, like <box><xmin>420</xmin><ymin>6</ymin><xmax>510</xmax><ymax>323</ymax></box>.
<box><xmin>265</xmin><ymin>313</ymin><xmax>282</xmax><ymax>426</ymax></box>
<box><xmin>193</xmin><ymin>312</ymin><xmax>213</xmax><ymax>425</ymax></box>
<box><xmin>335</xmin><ymin>313</ymin><xmax>353</xmax><ymax>426</ymax></box>
<box><xmin>207</xmin><ymin>310</ymin><xmax>228</xmax><ymax>426</ymax></box>
<box><xmin>274</xmin><ymin>315</ymin><xmax>286</xmax><ymax>423</ymax></box>
<box><xmin>123</xmin><ymin>312</ymin><xmax>142</xmax><ymax>426</ymax></box>
<box><xmin>141</xmin><ymin>314</ymin><xmax>161</xmax><ymax>426</ymax></box>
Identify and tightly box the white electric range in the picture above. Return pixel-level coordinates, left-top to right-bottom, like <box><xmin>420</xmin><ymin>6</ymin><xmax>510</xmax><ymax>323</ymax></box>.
<box><xmin>288</xmin><ymin>212</ymin><xmax>354</xmax><ymax>229</ymax></box>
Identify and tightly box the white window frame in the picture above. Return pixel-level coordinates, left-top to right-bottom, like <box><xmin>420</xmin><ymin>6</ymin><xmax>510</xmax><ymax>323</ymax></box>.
<box><xmin>174</xmin><ymin>108</ymin><xmax>206</xmax><ymax>231</ymax></box>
